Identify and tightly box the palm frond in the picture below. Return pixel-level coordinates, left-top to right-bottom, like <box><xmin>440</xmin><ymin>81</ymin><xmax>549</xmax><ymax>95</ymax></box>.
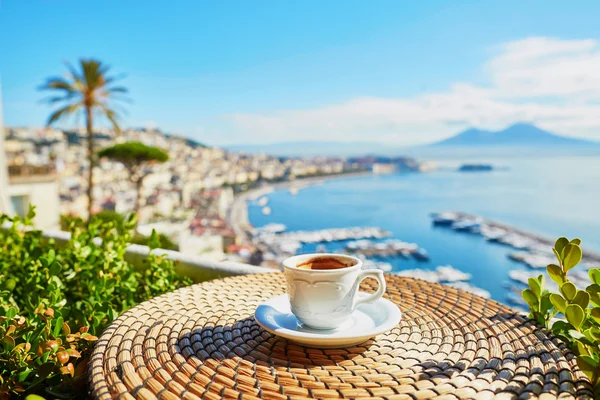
<box><xmin>104</xmin><ymin>103</ymin><xmax>130</xmax><ymax>115</ymax></box>
<box><xmin>46</xmin><ymin>103</ymin><xmax>81</xmax><ymax>126</ymax></box>
<box><xmin>39</xmin><ymin>77</ymin><xmax>77</xmax><ymax>93</ymax></box>
<box><xmin>104</xmin><ymin>73</ymin><xmax>127</xmax><ymax>86</ymax></box>
<box><xmin>97</xmin><ymin>61</ymin><xmax>111</xmax><ymax>76</ymax></box>
<box><xmin>41</xmin><ymin>59</ymin><xmax>129</xmax><ymax>131</ymax></box>
<box><xmin>64</xmin><ymin>61</ymin><xmax>84</xmax><ymax>85</ymax></box>
<box><xmin>98</xmin><ymin>105</ymin><xmax>121</xmax><ymax>133</ymax></box>
<box><xmin>107</xmin><ymin>86</ymin><xmax>128</xmax><ymax>94</ymax></box>
<box><xmin>39</xmin><ymin>94</ymin><xmax>79</xmax><ymax>104</ymax></box>
<box><xmin>81</xmin><ymin>59</ymin><xmax>103</xmax><ymax>89</ymax></box>
<box><xmin>108</xmin><ymin>95</ymin><xmax>133</xmax><ymax>104</ymax></box>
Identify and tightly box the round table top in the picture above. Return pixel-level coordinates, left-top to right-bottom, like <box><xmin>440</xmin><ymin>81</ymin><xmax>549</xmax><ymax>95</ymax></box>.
<box><xmin>89</xmin><ymin>273</ymin><xmax>593</xmax><ymax>400</ymax></box>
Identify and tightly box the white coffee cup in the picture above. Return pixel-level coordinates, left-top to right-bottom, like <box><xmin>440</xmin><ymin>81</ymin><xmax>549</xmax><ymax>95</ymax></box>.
<box><xmin>282</xmin><ymin>253</ymin><xmax>386</xmax><ymax>329</ymax></box>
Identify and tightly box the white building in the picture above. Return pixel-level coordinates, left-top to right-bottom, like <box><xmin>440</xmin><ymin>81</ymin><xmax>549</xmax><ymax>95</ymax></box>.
<box><xmin>7</xmin><ymin>168</ymin><xmax>60</xmax><ymax>229</ymax></box>
<box><xmin>0</xmin><ymin>83</ymin><xmax>13</xmax><ymax>215</ymax></box>
<box><xmin>0</xmin><ymin>84</ymin><xmax>60</xmax><ymax>229</ymax></box>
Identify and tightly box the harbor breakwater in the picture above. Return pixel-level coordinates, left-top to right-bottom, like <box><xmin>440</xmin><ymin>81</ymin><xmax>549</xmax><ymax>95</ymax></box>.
<box><xmin>434</xmin><ymin>211</ymin><xmax>600</xmax><ymax>265</ymax></box>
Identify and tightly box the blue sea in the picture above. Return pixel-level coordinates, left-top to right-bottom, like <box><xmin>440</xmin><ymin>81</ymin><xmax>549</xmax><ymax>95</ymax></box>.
<box><xmin>248</xmin><ymin>155</ymin><xmax>600</xmax><ymax>305</ymax></box>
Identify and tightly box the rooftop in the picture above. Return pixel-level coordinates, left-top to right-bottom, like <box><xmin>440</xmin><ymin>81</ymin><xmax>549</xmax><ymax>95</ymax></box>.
<box><xmin>7</xmin><ymin>164</ymin><xmax>57</xmax><ymax>184</ymax></box>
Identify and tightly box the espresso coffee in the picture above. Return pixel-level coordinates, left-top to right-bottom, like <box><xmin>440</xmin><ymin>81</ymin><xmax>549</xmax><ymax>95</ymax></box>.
<box><xmin>296</xmin><ymin>256</ymin><xmax>354</xmax><ymax>270</ymax></box>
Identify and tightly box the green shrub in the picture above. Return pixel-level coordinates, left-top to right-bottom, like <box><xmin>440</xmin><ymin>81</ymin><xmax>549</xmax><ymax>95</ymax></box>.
<box><xmin>131</xmin><ymin>232</ymin><xmax>178</xmax><ymax>251</ymax></box>
<box><xmin>62</xmin><ymin>211</ymin><xmax>178</xmax><ymax>251</ymax></box>
<box><xmin>0</xmin><ymin>208</ymin><xmax>192</xmax><ymax>399</ymax></box>
<box><xmin>522</xmin><ymin>237</ymin><xmax>600</xmax><ymax>395</ymax></box>
<box><xmin>61</xmin><ymin>210</ymin><xmax>124</xmax><ymax>231</ymax></box>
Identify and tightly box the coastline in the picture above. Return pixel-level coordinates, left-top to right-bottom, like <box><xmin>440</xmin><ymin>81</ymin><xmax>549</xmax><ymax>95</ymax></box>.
<box><xmin>228</xmin><ymin>171</ymin><xmax>372</xmax><ymax>244</ymax></box>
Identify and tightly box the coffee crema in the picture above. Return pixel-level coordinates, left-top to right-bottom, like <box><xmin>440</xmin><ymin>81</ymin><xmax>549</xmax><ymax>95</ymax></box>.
<box><xmin>296</xmin><ymin>256</ymin><xmax>355</xmax><ymax>270</ymax></box>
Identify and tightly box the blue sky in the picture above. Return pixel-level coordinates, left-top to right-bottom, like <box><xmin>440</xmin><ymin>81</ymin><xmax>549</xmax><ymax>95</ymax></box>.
<box><xmin>2</xmin><ymin>1</ymin><xmax>600</xmax><ymax>145</ymax></box>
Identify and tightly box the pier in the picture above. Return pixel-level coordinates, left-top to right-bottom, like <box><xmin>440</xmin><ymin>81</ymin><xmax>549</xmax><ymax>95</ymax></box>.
<box><xmin>345</xmin><ymin>239</ymin><xmax>429</xmax><ymax>260</ymax></box>
<box><xmin>432</xmin><ymin>211</ymin><xmax>600</xmax><ymax>266</ymax></box>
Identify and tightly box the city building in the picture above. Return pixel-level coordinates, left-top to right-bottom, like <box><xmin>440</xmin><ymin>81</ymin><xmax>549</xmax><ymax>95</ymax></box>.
<box><xmin>0</xmin><ymin>87</ymin><xmax>60</xmax><ymax>229</ymax></box>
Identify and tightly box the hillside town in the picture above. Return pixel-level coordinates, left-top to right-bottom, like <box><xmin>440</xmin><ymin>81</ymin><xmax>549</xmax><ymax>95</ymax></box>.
<box><xmin>2</xmin><ymin>125</ymin><xmax>363</xmax><ymax>263</ymax></box>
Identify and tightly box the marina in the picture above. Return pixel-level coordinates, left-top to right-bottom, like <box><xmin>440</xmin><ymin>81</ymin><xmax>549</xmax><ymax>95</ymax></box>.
<box><xmin>251</xmin><ymin>225</ymin><xmax>393</xmax><ymax>259</ymax></box>
<box><xmin>272</xmin><ymin>226</ymin><xmax>392</xmax><ymax>244</ymax></box>
<box><xmin>345</xmin><ymin>239</ymin><xmax>429</xmax><ymax>260</ymax></box>
<box><xmin>396</xmin><ymin>265</ymin><xmax>489</xmax><ymax>298</ymax></box>
<box><xmin>508</xmin><ymin>251</ymin><xmax>556</xmax><ymax>269</ymax></box>
<box><xmin>431</xmin><ymin>211</ymin><xmax>600</xmax><ymax>267</ymax></box>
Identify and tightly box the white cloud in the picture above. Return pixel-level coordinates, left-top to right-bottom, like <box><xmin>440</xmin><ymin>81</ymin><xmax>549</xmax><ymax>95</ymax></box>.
<box><xmin>489</xmin><ymin>37</ymin><xmax>600</xmax><ymax>100</ymax></box>
<box><xmin>224</xmin><ymin>37</ymin><xmax>600</xmax><ymax>144</ymax></box>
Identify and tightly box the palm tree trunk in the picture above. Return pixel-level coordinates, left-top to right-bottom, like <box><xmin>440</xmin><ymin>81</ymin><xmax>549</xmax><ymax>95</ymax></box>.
<box><xmin>85</xmin><ymin>106</ymin><xmax>94</xmax><ymax>220</ymax></box>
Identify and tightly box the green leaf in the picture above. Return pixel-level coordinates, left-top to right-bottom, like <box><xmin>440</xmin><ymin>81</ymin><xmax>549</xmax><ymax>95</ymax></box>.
<box><xmin>522</xmin><ymin>289</ymin><xmax>537</xmax><ymax>307</ymax></box>
<box><xmin>528</xmin><ymin>277</ymin><xmax>542</xmax><ymax>297</ymax></box>
<box><xmin>149</xmin><ymin>229</ymin><xmax>160</xmax><ymax>250</ymax></box>
<box><xmin>584</xmin><ymin>327</ymin><xmax>600</xmax><ymax>342</ymax></box>
<box><xmin>540</xmin><ymin>292</ymin><xmax>553</xmax><ymax>313</ymax></box>
<box><xmin>47</xmin><ymin>249</ymin><xmax>56</xmax><ymax>264</ymax></box>
<box><xmin>587</xmin><ymin>284</ymin><xmax>600</xmax><ymax>306</ymax></box>
<box><xmin>6</xmin><ymin>307</ymin><xmax>18</xmax><ymax>319</ymax></box>
<box><xmin>3</xmin><ymin>335</ymin><xmax>15</xmax><ymax>350</ymax></box>
<box><xmin>552</xmin><ymin>248</ymin><xmax>562</xmax><ymax>264</ymax></box>
<box><xmin>41</xmin><ymin>350</ymin><xmax>51</xmax><ymax>363</ymax></box>
<box><xmin>551</xmin><ymin>319</ymin><xmax>567</xmax><ymax>333</ymax></box>
<box><xmin>573</xmin><ymin>290</ymin><xmax>591</xmax><ymax>309</ymax></box>
<box><xmin>49</xmin><ymin>261</ymin><xmax>61</xmax><ymax>275</ymax></box>
<box><xmin>555</xmin><ymin>237</ymin><xmax>569</xmax><ymax>257</ymax></box>
<box><xmin>590</xmin><ymin>308</ymin><xmax>600</xmax><ymax>324</ymax></box>
<box><xmin>589</xmin><ymin>269</ymin><xmax>600</xmax><ymax>285</ymax></box>
<box><xmin>550</xmin><ymin>293</ymin><xmax>567</xmax><ymax>313</ymax></box>
<box><xmin>18</xmin><ymin>368</ymin><xmax>33</xmax><ymax>382</ymax></box>
<box><xmin>566</xmin><ymin>304</ymin><xmax>585</xmax><ymax>329</ymax></box>
<box><xmin>53</xmin><ymin>316</ymin><xmax>64</xmax><ymax>338</ymax></box>
<box><xmin>560</xmin><ymin>282</ymin><xmax>577</xmax><ymax>301</ymax></box>
<box><xmin>547</xmin><ymin>264</ymin><xmax>564</xmax><ymax>285</ymax></box>
<box><xmin>577</xmin><ymin>340</ymin><xmax>590</xmax><ymax>356</ymax></box>
<box><xmin>577</xmin><ymin>355</ymin><xmax>598</xmax><ymax>380</ymax></box>
<box><xmin>25</xmin><ymin>395</ymin><xmax>47</xmax><ymax>400</ymax></box>
<box><xmin>537</xmin><ymin>274</ymin><xmax>545</xmax><ymax>289</ymax></box>
<box><xmin>570</xmin><ymin>238</ymin><xmax>582</xmax><ymax>245</ymax></box>
<box><xmin>125</xmin><ymin>213</ymin><xmax>138</xmax><ymax>230</ymax></box>
<box><xmin>563</xmin><ymin>243</ymin><xmax>583</xmax><ymax>271</ymax></box>
<box><xmin>3</xmin><ymin>278</ymin><xmax>16</xmax><ymax>291</ymax></box>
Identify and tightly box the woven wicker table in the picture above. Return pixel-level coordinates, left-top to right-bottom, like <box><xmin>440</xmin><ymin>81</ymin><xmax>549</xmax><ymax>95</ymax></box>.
<box><xmin>89</xmin><ymin>273</ymin><xmax>593</xmax><ymax>400</ymax></box>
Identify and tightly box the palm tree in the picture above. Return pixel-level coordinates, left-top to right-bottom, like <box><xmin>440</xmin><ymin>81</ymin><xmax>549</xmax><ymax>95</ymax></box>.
<box><xmin>98</xmin><ymin>141</ymin><xmax>168</xmax><ymax>218</ymax></box>
<box><xmin>40</xmin><ymin>59</ymin><xmax>127</xmax><ymax>219</ymax></box>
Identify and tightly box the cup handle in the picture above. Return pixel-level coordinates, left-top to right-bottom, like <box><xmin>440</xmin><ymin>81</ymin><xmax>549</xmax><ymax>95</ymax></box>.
<box><xmin>353</xmin><ymin>269</ymin><xmax>386</xmax><ymax>309</ymax></box>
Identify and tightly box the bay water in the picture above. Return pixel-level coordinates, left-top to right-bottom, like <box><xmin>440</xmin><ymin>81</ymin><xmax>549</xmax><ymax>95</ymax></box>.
<box><xmin>248</xmin><ymin>155</ymin><xmax>600</xmax><ymax>304</ymax></box>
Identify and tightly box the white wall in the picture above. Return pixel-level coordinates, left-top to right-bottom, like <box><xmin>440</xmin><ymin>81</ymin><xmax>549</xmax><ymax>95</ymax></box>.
<box><xmin>0</xmin><ymin>80</ymin><xmax>13</xmax><ymax>215</ymax></box>
<box><xmin>8</xmin><ymin>180</ymin><xmax>60</xmax><ymax>229</ymax></box>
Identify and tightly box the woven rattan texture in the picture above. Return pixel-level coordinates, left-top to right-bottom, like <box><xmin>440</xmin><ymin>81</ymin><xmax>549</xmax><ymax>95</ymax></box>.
<box><xmin>89</xmin><ymin>273</ymin><xmax>593</xmax><ymax>400</ymax></box>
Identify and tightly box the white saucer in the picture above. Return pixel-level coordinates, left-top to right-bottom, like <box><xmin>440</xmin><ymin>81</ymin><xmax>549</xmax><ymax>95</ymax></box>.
<box><xmin>254</xmin><ymin>294</ymin><xmax>402</xmax><ymax>348</ymax></box>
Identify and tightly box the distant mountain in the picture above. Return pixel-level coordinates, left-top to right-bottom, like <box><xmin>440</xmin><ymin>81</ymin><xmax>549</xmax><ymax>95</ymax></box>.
<box><xmin>226</xmin><ymin>141</ymin><xmax>399</xmax><ymax>157</ymax></box>
<box><xmin>432</xmin><ymin>123</ymin><xmax>599</xmax><ymax>147</ymax></box>
<box><xmin>164</xmin><ymin>133</ymin><xmax>206</xmax><ymax>148</ymax></box>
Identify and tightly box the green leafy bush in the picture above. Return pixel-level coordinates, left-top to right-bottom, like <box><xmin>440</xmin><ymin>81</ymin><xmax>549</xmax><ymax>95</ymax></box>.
<box><xmin>131</xmin><ymin>232</ymin><xmax>178</xmax><ymax>251</ymax></box>
<box><xmin>62</xmin><ymin>212</ymin><xmax>178</xmax><ymax>251</ymax></box>
<box><xmin>0</xmin><ymin>208</ymin><xmax>192</xmax><ymax>399</ymax></box>
<box><xmin>522</xmin><ymin>237</ymin><xmax>600</xmax><ymax>395</ymax></box>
